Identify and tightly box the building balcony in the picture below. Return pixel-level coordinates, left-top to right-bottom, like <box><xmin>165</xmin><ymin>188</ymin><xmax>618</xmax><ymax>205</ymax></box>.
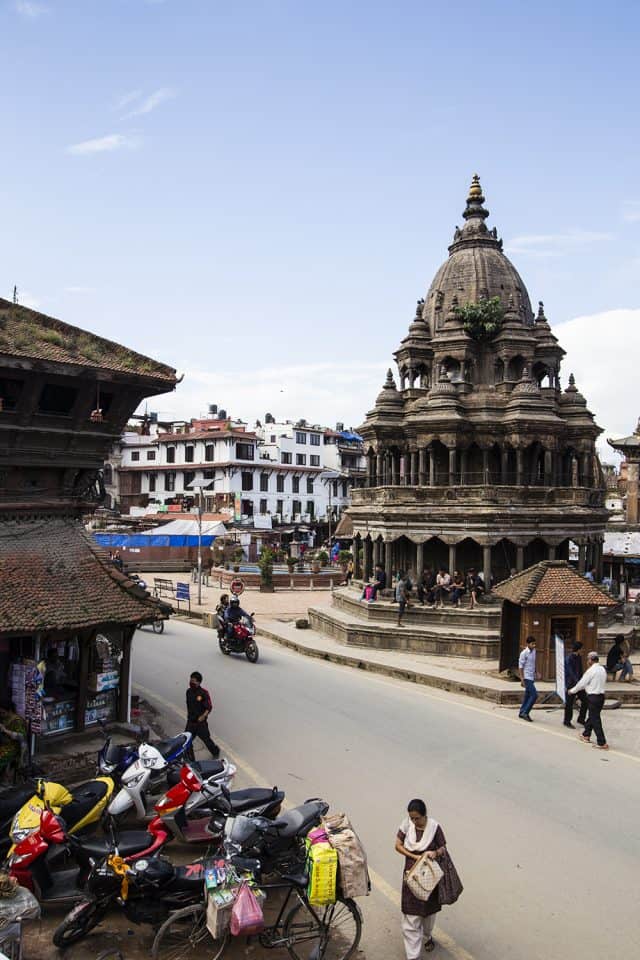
<box><xmin>351</xmin><ymin>484</ymin><xmax>606</xmax><ymax>509</ymax></box>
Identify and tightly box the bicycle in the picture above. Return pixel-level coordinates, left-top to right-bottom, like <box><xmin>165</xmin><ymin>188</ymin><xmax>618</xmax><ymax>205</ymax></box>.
<box><xmin>151</xmin><ymin>871</ymin><xmax>362</xmax><ymax>960</ymax></box>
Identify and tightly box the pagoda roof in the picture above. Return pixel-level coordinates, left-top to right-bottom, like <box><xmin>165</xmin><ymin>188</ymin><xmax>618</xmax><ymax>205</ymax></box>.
<box><xmin>0</xmin><ymin>517</ymin><xmax>166</xmax><ymax>635</ymax></box>
<box><xmin>0</xmin><ymin>298</ymin><xmax>176</xmax><ymax>385</ymax></box>
<box><xmin>494</xmin><ymin>560</ymin><xmax>617</xmax><ymax>607</ymax></box>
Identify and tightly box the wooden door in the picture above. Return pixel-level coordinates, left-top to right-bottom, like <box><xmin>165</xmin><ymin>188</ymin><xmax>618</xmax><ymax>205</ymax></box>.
<box><xmin>548</xmin><ymin>617</ymin><xmax>578</xmax><ymax>681</ymax></box>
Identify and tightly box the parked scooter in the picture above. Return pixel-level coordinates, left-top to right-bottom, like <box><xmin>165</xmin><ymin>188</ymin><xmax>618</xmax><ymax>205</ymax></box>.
<box><xmin>222</xmin><ymin>798</ymin><xmax>330</xmax><ymax>873</ymax></box>
<box><xmin>8</xmin><ymin>776</ymin><xmax>115</xmax><ymax>853</ymax></box>
<box><xmin>108</xmin><ymin>741</ymin><xmax>235</xmax><ymax>822</ymax></box>
<box><xmin>8</xmin><ymin>808</ymin><xmax>170</xmax><ymax>908</ymax></box>
<box><xmin>0</xmin><ymin>781</ymin><xmax>40</xmax><ymax>855</ymax></box>
<box><xmin>97</xmin><ymin>725</ymin><xmax>194</xmax><ymax>782</ymax></box>
<box><xmin>154</xmin><ymin>762</ymin><xmax>284</xmax><ymax>843</ymax></box>
<box><xmin>52</xmin><ymin>852</ymin><xmax>208</xmax><ymax>948</ymax></box>
<box><xmin>218</xmin><ymin>613</ymin><xmax>259</xmax><ymax>662</ymax></box>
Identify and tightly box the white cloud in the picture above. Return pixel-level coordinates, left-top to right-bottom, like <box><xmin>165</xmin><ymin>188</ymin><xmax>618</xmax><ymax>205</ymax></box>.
<box><xmin>556</xmin><ymin>308</ymin><xmax>640</xmax><ymax>460</ymax></box>
<box><xmin>145</xmin><ymin>361</ymin><xmax>385</xmax><ymax>430</ymax></box>
<box><xmin>15</xmin><ymin>1</ymin><xmax>48</xmax><ymax>18</ymax></box>
<box><xmin>622</xmin><ymin>201</ymin><xmax>640</xmax><ymax>223</ymax></box>
<box><xmin>506</xmin><ymin>230</ymin><xmax>611</xmax><ymax>258</ymax></box>
<box><xmin>114</xmin><ymin>89</ymin><xmax>143</xmax><ymax>112</ymax></box>
<box><xmin>123</xmin><ymin>87</ymin><xmax>175</xmax><ymax>119</ymax></box>
<box><xmin>66</xmin><ymin>133</ymin><xmax>140</xmax><ymax>155</ymax></box>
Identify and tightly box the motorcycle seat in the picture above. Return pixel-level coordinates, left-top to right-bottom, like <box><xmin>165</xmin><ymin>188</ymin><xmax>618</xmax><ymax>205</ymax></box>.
<box><xmin>63</xmin><ymin>780</ymin><xmax>111</xmax><ymax>829</ymax></box>
<box><xmin>165</xmin><ymin>760</ymin><xmax>225</xmax><ymax>788</ymax></box>
<box><xmin>81</xmin><ymin>830</ymin><xmax>155</xmax><ymax>858</ymax></box>
<box><xmin>154</xmin><ymin>734</ymin><xmax>189</xmax><ymax>760</ymax></box>
<box><xmin>272</xmin><ymin>802</ymin><xmax>326</xmax><ymax>839</ymax></box>
<box><xmin>228</xmin><ymin>788</ymin><xmax>281</xmax><ymax>814</ymax></box>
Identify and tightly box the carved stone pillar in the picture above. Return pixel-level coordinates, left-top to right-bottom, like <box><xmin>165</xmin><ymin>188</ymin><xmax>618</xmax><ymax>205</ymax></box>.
<box><xmin>582</xmin><ymin>453</ymin><xmax>591</xmax><ymax>487</ymax></box>
<box><xmin>501</xmin><ymin>448</ymin><xmax>509</xmax><ymax>484</ymax></box>
<box><xmin>385</xmin><ymin>540</ymin><xmax>393</xmax><ymax>591</ymax></box>
<box><xmin>363</xmin><ymin>536</ymin><xmax>372</xmax><ymax>580</ymax></box>
<box><xmin>516</xmin><ymin>448</ymin><xmax>524</xmax><ymax>486</ymax></box>
<box><xmin>460</xmin><ymin>449</ymin><xmax>468</xmax><ymax>485</ymax></box>
<box><xmin>448</xmin><ymin>543</ymin><xmax>457</xmax><ymax>575</ymax></box>
<box><xmin>419</xmin><ymin>448</ymin><xmax>427</xmax><ymax>486</ymax></box>
<box><xmin>376</xmin><ymin>453</ymin><xmax>383</xmax><ymax>487</ymax></box>
<box><xmin>483</xmin><ymin>544</ymin><xmax>492</xmax><ymax>592</ymax></box>
<box><xmin>448</xmin><ymin>448</ymin><xmax>457</xmax><ymax>487</ymax></box>
<box><xmin>429</xmin><ymin>448</ymin><xmax>436</xmax><ymax>486</ymax></box>
<box><xmin>516</xmin><ymin>546</ymin><xmax>524</xmax><ymax>572</ymax></box>
<box><xmin>547</xmin><ymin>543</ymin><xmax>557</xmax><ymax>561</ymax></box>
<box><xmin>411</xmin><ymin>452</ymin><xmax>419</xmax><ymax>486</ymax></box>
<box><xmin>373</xmin><ymin>538</ymin><xmax>381</xmax><ymax>567</ymax></box>
<box><xmin>393</xmin><ymin>453</ymin><xmax>401</xmax><ymax>486</ymax></box>
<box><xmin>416</xmin><ymin>541</ymin><xmax>425</xmax><ymax>580</ymax></box>
<box><xmin>578</xmin><ymin>542</ymin><xmax>586</xmax><ymax>574</ymax></box>
<box><xmin>544</xmin><ymin>449</ymin><xmax>553</xmax><ymax>487</ymax></box>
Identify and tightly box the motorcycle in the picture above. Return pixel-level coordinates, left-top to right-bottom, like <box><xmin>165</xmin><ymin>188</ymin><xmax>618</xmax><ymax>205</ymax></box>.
<box><xmin>108</xmin><ymin>742</ymin><xmax>235</xmax><ymax>822</ymax></box>
<box><xmin>154</xmin><ymin>762</ymin><xmax>284</xmax><ymax>844</ymax></box>
<box><xmin>52</xmin><ymin>852</ymin><xmax>208</xmax><ymax>948</ymax></box>
<box><xmin>218</xmin><ymin>614</ymin><xmax>259</xmax><ymax>663</ymax></box>
<box><xmin>0</xmin><ymin>780</ymin><xmax>40</xmax><ymax>856</ymax></box>
<box><xmin>8</xmin><ymin>776</ymin><xmax>115</xmax><ymax>854</ymax></box>
<box><xmin>222</xmin><ymin>798</ymin><xmax>330</xmax><ymax>874</ymax></box>
<box><xmin>97</xmin><ymin>725</ymin><xmax>195</xmax><ymax>782</ymax></box>
<box><xmin>7</xmin><ymin>808</ymin><xmax>170</xmax><ymax>908</ymax></box>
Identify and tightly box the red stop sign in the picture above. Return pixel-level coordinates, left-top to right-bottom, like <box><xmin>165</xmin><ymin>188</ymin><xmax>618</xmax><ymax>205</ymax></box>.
<box><xmin>230</xmin><ymin>578</ymin><xmax>244</xmax><ymax>595</ymax></box>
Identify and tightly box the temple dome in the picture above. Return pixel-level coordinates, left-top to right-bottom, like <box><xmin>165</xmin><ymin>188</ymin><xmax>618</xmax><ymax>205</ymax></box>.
<box><xmin>423</xmin><ymin>175</ymin><xmax>534</xmax><ymax>331</ymax></box>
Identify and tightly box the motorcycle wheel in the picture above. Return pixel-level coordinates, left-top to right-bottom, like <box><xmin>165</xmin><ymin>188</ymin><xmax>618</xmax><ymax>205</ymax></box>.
<box><xmin>52</xmin><ymin>897</ymin><xmax>108</xmax><ymax>948</ymax></box>
<box><xmin>245</xmin><ymin>639</ymin><xmax>259</xmax><ymax>663</ymax></box>
<box><xmin>218</xmin><ymin>637</ymin><xmax>231</xmax><ymax>655</ymax></box>
<box><xmin>152</xmin><ymin>619</ymin><xmax>165</xmax><ymax>634</ymax></box>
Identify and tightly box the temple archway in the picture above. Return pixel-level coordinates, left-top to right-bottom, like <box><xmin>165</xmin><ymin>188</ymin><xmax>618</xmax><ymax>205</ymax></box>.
<box><xmin>524</xmin><ymin>537</ymin><xmax>548</xmax><ymax>568</ymax></box>
<box><xmin>492</xmin><ymin>539</ymin><xmax>517</xmax><ymax>584</ymax></box>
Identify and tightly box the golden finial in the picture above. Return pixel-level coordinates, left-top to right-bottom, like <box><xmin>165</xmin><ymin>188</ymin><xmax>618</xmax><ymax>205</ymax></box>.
<box><xmin>467</xmin><ymin>173</ymin><xmax>483</xmax><ymax>202</ymax></box>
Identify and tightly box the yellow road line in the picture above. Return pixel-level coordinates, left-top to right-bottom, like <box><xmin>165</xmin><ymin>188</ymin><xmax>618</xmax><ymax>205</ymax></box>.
<box><xmin>135</xmin><ymin>681</ymin><xmax>475</xmax><ymax>959</ymax></box>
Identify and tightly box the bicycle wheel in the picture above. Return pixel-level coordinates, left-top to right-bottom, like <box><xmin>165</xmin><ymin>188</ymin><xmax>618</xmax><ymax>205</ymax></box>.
<box><xmin>152</xmin><ymin>619</ymin><xmax>165</xmax><ymax>633</ymax></box>
<box><xmin>152</xmin><ymin>904</ymin><xmax>228</xmax><ymax>960</ymax></box>
<box><xmin>284</xmin><ymin>897</ymin><xmax>362</xmax><ymax>960</ymax></box>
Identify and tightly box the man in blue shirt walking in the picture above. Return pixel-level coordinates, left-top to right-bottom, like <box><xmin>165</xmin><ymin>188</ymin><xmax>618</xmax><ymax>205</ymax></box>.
<box><xmin>518</xmin><ymin>636</ymin><xmax>540</xmax><ymax>722</ymax></box>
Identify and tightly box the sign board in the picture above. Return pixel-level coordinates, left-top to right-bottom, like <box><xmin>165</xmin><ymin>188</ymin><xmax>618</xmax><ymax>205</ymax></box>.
<box><xmin>554</xmin><ymin>634</ymin><xmax>565</xmax><ymax>702</ymax></box>
<box><xmin>234</xmin><ymin>494</ymin><xmax>242</xmax><ymax>522</ymax></box>
<box><xmin>230</xmin><ymin>578</ymin><xmax>244</xmax><ymax>595</ymax></box>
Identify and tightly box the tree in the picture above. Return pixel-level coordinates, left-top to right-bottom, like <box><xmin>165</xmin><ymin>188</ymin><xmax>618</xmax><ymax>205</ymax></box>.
<box><xmin>258</xmin><ymin>547</ymin><xmax>274</xmax><ymax>592</ymax></box>
<box><xmin>454</xmin><ymin>297</ymin><xmax>504</xmax><ymax>341</ymax></box>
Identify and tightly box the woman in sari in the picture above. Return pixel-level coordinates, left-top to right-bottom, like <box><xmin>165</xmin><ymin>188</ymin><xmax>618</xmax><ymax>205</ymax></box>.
<box><xmin>395</xmin><ymin>798</ymin><xmax>447</xmax><ymax>956</ymax></box>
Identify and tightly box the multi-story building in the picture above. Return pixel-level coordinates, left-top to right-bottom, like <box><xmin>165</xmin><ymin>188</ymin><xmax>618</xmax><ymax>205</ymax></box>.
<box><xmin>106</xmin><ymin>408</ymin><xmax>366</xmax><ymax>525</ymax></box>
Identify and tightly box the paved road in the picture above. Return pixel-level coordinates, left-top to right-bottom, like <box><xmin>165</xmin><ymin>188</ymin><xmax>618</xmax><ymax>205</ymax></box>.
<box><xmin>133</xmin><ymin>620</ymin><xmax>640</xmax><ymax>960</ymax></box>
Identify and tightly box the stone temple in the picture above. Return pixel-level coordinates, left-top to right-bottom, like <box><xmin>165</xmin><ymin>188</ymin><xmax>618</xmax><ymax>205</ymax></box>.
<box><xmin>348</xmin><ymin>175</ymin><xmax>608</xmax><ymax>593</ymax></box>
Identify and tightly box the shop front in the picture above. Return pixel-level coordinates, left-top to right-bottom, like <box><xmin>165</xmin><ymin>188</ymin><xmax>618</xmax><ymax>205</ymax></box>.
<box><xmin>2</xmin><ymin>625</ymin><xmax>134</xmax><ymax>742</ymax></box>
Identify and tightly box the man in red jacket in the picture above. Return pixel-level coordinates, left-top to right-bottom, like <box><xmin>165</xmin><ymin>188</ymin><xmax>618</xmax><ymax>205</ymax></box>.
<box><xmin>185</xmin><ymin>671</ymin><xmax>220</xmax><ymax>758</ymax></box>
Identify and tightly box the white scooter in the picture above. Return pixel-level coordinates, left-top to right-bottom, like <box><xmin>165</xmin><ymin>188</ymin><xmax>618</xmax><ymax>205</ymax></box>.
<box><xmin>108</xmin><ymin>741</ymin><xmax>235</xmax><ymax>821</ymax></box>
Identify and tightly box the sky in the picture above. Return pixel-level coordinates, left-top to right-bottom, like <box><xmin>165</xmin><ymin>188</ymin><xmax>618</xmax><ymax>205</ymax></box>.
<box><xmin>1</xmin><ymin>0</ymin><xmax>639</xmax><ymax>460</ymax></box>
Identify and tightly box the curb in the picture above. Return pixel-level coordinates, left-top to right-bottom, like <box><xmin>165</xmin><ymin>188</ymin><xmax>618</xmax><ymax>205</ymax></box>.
<box><xmin>258</xmin><ymin>626</ymin><xmax>521</xmax><ymax>705</ymax></box>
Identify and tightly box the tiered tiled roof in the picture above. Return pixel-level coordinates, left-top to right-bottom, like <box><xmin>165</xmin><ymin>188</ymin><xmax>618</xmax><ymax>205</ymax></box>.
<box><xmin>0</xmin><ymin>298</ymin><xmax>176</xmax><ymax>383</ymax></box>
<box><xmin>0</xmin><ymin>517</ymin><xmax>165</xmax><ymax>634</ymax></box>
<box><xmin>494</xmin><ymin>561</ymin><xmax>617</xmax><ymax>607</ymax></box>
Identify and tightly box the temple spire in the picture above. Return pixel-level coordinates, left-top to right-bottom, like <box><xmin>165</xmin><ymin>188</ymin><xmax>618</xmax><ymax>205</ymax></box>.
<box><xmin>463</xmin><ymin>173</ymin><xmax>489</xmax><ymax>222</ymax></box>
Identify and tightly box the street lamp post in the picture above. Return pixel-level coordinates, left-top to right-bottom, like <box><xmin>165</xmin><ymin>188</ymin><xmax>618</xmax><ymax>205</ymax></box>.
<box><xmin>320</xmin><ymin>470</ymin><xmax>340</xmax><ymax>563</ymax></box>
<box><xmin>187</xmin><ymin>479</ymin><xmax>214</xmax><ymax>607</ymax></box>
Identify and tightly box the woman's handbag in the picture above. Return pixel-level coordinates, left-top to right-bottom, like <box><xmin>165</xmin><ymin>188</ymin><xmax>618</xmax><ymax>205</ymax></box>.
<box><xmin>437</xmin><ymin>849</ymin><xmax>463</xmax><ymax>906</ymax></box>
<box><xmin>405</xmin><ymin>854</ymin><xmax>443</xmax><ymax>901</ymax></box>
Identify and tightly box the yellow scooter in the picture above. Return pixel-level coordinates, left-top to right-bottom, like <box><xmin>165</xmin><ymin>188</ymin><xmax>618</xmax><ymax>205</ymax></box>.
<box><xmin>7</xmin><ymin>776</ymin><xmax>115</xmax><ymax>856</ymax></box>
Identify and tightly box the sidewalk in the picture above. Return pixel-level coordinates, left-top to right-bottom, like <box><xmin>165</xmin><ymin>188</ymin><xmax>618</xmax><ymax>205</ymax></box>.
<box><xmin>258</xmin><ymin>619</ymin><xmax>640</xmax><ymax>707</ymax></box>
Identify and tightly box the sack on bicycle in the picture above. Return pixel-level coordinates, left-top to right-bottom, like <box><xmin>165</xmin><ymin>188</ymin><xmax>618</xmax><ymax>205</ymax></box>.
<box><xmin>230</xmin><ymin>882</ymin><xmax>264</xmax><ymax>936</ymax></box>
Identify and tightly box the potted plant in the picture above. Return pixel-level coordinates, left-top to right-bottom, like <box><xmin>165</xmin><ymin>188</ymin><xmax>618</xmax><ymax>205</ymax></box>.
<box><xmin>338</xmin><ymin>549</ymin><xmax>353</xmax><ymax>572</ymax></box>
<box><xmin>311</xmin><ymin>553</ymin><xmax>321</xmax><ymax>574</ymax></box>
<box><xmin>232</xmin><ymin>546</ymin><xmax>243</xmax><ymax>572</ymax></box>
<box><xmin>286</xmin><ymin>555</ymin><xmax>297</xmax><ymax>574</ymax></box>
<box><xmin>317</xmin><ymin>549</ymin><xmax>329</xmax><ymax>567</ymax></box>
<box><xmin>258</xmin><ymin>547</ymin><xmax>275</xmax><ymax>593</ymax></box>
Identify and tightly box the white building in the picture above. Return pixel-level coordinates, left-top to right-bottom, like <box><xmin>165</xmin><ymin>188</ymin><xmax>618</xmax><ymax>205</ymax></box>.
<box><xmin>105</xmin><ymin>407</ymin><xmax>365</xmax><ymax>526</ymax></box>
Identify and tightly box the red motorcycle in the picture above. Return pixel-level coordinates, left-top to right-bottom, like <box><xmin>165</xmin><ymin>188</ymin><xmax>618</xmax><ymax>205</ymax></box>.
<box><xmin>8</xmin><ymin>809</ymin><xmax>170</xmax><ymax>907</ymax></box>
<box><xmin>218</xmin><ymin>614</ymin><xmax>259</xmax><ymax>663</ymax></box>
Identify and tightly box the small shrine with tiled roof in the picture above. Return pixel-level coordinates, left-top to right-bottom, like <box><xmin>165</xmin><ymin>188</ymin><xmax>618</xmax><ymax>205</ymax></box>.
<box><xmin>494</xmin><ymin>561</ymin><xmax>616</xmax><ymax>679</ymax></box>
<box><xmin>0</xmin><ymin>292</ymin><xmax>176</xmax><ymax>743</ymax></box>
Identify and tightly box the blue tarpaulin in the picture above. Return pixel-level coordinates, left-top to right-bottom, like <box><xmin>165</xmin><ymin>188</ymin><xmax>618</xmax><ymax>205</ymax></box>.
<box><xmin>95</xmin><ymin>533</ymin><xmax>217</xmax><ymax>548</ymax></box>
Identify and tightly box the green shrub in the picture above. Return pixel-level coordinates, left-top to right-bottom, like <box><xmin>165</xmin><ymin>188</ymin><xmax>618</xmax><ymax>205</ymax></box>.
<box><xmin>454</xmin><ymin>297</ymin><xmax>504</xmax><ymax>341</ymax></box>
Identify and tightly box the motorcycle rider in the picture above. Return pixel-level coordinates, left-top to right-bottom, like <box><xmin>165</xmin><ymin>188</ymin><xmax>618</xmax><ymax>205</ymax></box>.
<box><xmin>223</xmin><ymin>595</ymin><xmax>251</xmax><ymax>640</ymax></box>
<box><xmin>215</xmin><ymin>594</ymin><xmax>229</xmax><ymax>636</ymax></box>
<box><xmin>185</xmin><ymin>671</ymin><xmax>220</xmax><ymax>759</ymax></box>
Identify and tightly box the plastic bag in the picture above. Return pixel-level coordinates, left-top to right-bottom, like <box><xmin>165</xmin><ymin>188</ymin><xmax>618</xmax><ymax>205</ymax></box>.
<box><xmin>0</xmin><ymin>885</ymin><xmax>40</xmax><ymax>922</ymax></box>
<box><xmin>230</xmin><ymin>882</ymin><xmax>264</xmax><ymax>936</ymax></box>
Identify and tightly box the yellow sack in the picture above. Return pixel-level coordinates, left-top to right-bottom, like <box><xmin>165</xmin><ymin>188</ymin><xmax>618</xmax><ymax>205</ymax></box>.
<box><xmin>307</xmin><ymin>841</ymin><xmax>337</xmax><ymax>906</ymax></box>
